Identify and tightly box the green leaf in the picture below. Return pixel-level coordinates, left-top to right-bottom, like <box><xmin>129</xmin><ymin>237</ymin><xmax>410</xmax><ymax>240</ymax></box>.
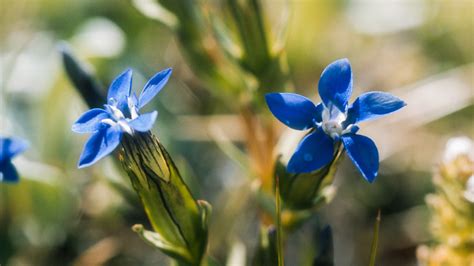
<box><xmin>251</xmin><ymin>226</ymin><xmax>278</xmax><ymax>266</ymax></box>
<box><xmin>313</xmin><ymin>226</ymin><xmax>334</xmax><ymax>266</ymax></box>
<box><xmin>58</xmin><ymin>42</ymin><xmax>105</xmax><ymax>108</ymax></box>
<box><xmin>368</xmin><ymin>210</ymin><xmax>381</xmax><ymax>266</ymax></box>
<box><xmin>131</xmin><ymin>0</ymin><xmax>178</xmax><ymax>29</ymax></box>
<box><xmin>132</xmin><ymin>224</ymin><xmax>194</xmax><ymax>264</ymax></box>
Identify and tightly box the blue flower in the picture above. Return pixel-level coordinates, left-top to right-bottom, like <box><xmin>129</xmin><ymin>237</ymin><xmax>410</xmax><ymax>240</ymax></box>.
<box><xmin>72</xmin><ymin>68</ymin><xmax>172</xmax><ymax>168</ymax></box>
<box><xmin>266</xmin><ymin>59</ymin><xmax>406</xmax><ymax>183</ymax></box>
<box><xmin>0</xmin><ymin>137</ymin><xmax>28</xmax><ymax>182</ymax></box>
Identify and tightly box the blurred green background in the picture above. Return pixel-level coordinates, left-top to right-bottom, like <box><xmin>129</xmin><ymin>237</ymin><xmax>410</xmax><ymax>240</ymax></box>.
<box><xmin>0</xmin><ymin>0</ymin><xmax>472</xmax><ymax>265</ymax></box>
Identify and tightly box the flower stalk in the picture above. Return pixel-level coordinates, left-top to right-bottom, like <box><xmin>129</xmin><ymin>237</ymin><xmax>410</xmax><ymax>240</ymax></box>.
<box><xmin>63</xmin><ymin>46</ymin><xmax>210</xmax><ymax>265</ymax></box>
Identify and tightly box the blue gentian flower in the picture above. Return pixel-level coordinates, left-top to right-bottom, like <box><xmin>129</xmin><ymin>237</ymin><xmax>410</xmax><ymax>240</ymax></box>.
<box><xmin>266</xmin><ymin>59</ymin><xmax>406</xmax><ymax>182</ymax></box>
<box><xmin>0</xmin><ymin>137</ymin><xmax>28</xmax><ymax>182</ymax></box>
<box><xmin>72</xmin><ymin>68</ymin><xmax>172</xmax><ymax>168</ymax></box>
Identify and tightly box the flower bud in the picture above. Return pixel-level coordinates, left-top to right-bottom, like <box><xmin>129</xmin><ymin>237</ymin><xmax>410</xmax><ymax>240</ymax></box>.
<box><xmin>275</xmin><ymin>144</ymin><xmax>343</xmax><ymax>211</ymax></box>
<box><xmin>120</xmin><ymin>132</ymin><xmax>209</xmax><ymax>265</ymax></box>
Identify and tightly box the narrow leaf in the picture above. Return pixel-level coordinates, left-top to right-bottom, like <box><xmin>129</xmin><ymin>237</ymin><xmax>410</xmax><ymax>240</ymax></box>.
<box><xmin>132</xmin><ymin>224</ymin><xmax>193</xmax><ymax>263</ymax></box>
<box><xmin>369</xmin><ymin>210</ymin><xmax>381</xmax><ymax>266</ymax></box>
<box><xmin>59</xmin><ymin>42</ymin><xmax>105</xmax><ymax>108</ymax></box>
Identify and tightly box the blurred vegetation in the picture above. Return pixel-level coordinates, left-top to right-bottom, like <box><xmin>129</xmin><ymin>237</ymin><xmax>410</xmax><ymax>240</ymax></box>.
<box><xmin>417</xmin><ymin>152</ymin><xmax>474</xmax><ymax>266</ymax></box>
<box><xmin>0</xmin><ymin>0</ymin><xmax>472</xmax><ymax>265</ymax></box>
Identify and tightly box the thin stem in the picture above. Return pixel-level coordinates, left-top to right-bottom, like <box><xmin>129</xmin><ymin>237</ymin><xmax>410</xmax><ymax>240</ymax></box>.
<box><xmin>275</xmin><ymin>174</ymin><xmax>284</xmax><ymax>266</ymax></box>
<box><xmin>369</xmin><ymin>209</ymin><xmax>381</xmax><ymax>266</ymax></box>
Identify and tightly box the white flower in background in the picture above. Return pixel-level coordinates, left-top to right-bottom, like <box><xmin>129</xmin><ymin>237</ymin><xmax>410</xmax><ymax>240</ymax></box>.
<box><xmin>346</xmin><ymin>0</ymin><xmax>427</xmax><ymax>35</ymax></box>
<box><xmin>71</xmin><ymin>17</ymin><xmax>125</xmax><ymax>58</ymax></box>
<box><xmin>463</xmin><ymin>175</ymin><xmax>474</xmax><ymax>203</ymax></box>
<box><xmin>443</xmin><ymin>136</ymin><xmax>474</xmax><ymax>162</ymax></box>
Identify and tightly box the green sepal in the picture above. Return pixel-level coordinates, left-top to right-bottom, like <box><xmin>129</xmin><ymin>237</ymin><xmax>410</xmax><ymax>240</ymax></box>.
<box><xmin>132</xmin><ymin>224</ymin><xmax>194</xmax><ymax>264</ymax></box>
<box><xmin>276</xmin><ymin>144</ymin><xmax>344</xmax><ymax>210</ymax></box>
<box><xmin>120</xmin><ymin>132</ymin><xmax>209</xmax><ymax>265</ymax></box>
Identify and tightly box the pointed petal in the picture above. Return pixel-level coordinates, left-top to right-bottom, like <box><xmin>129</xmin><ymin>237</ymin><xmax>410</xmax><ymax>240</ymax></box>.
<box><xmin>0</xmin><ymin>161</ymin><xmax>19</xmax><ymax>183</ymax></box>
<box><xmin>341</xmin><ymin>134</ymin><xmax>379</xmax><ymax>183</ymax></box>
<box><xmin>139</xmin><ymin>68</ymin><xmax>172</xmax><ymax>108</ymax></box>
<box><xmin>287</xmin><ymin>128</ymin><xmax>335</xmax><ymax>173</ymax></box>
<box><xmin>72</xmin><ymin>108</ymin><xmax>110</xmax><ymax>133</ymax></box>
<box><xmin>346</xmin><ymin>91</ymin><xmax>406</xmax><ymax>124</ymax></box>
<box><xmin>318</xmin><ymin>58</ymin><xmax>353</xmax><ymax>112</ymax></box>
<box><xmin>0</xmin><ymin>137</ymin><xmax>29</xmax><ymax>162</ymax></box>
<box><xmin>78</xmin><ymin>125</ymin><xmax>122</xmax><ymax>168</ymax></box>
<box><xmin>129</xmin><ymin>111</ymin><xmax>158</xmax><ymax>132</ymax></box>
<box><xmin>265</xmin><ymin>93</ymin><xmax>318</xmax><ymax>130</ymax></box>
<box><xmin>107</xmin><ymin>69</ymin><xmax>133</xmax><ymax>107</ymax></box>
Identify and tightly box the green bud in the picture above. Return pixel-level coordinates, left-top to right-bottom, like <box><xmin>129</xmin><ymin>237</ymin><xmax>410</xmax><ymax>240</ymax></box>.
<box><xmin>120</xmin><ymin>132</ymin><xmax>209</xmax><ymax>265</ymax></box>
<box><xmin>276</xmin><ymin>144</ymin><xmax>344</xmax><ymax>211</ymax></box>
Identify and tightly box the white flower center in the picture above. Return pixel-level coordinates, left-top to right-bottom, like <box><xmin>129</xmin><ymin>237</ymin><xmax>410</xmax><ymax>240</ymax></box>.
<box><xmin>321</xmin><ymin>105</ymin><xmax>352</xmax><ymax>139</ymax></box>
<box><xmin>128</xmin><ymin>97</ymin><xmax>139</xmax><ymax>120</ymax></box>
<box><xmin>101</xmin><ymin>98</ymin><xmax>136</xmax><ymax>135</ymax></box>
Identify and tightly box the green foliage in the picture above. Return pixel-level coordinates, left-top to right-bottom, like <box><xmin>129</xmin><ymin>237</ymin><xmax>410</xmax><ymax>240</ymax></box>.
<box><xmin>60</xmin><ymin>43</ymin><xmax>105</xmax><ymax>108</ymax></box>
<box><xmin>313</xmin><ymin>226</ymin><xmax>334</xmax><ymax>266</ymax></box>
<box><xmin>251</xmin><ymin>226</ymin><xmax>278</xmax><ymax>266</ymax></box>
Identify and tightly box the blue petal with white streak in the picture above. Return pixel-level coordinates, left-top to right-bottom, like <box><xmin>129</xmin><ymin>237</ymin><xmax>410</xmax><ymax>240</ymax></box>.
<box><xmin>318</xmin><ymin>58</ymin><xmax>353</xmax><ymax>112</ymax></box>
<box><xmin>107</xmin><ymin>69</ymin><xmax>133</xmax><ymax>109</ymax></box>
<box><xmin>129</xmin><ymin>111</ymin><xmax>158</xmax><ymax>132</ymax></box>
<box><xmin>72</xmin><ymin>108</ymin><xmax>110</xmax><ymax>133</ymax></box>
<box><xmin>78</xmin><ymin>125</ymin><xmax>122</xmax><ymax>168</ymax></box>
<box><xmin>346</xmin><ymin>91</ymin><xmax>406</xmax><ymax>124</ymax></box>
<box><xmin>139</xmin><ymin>68</ymin><xmax>172</xmax><ymax>108</ymax></box>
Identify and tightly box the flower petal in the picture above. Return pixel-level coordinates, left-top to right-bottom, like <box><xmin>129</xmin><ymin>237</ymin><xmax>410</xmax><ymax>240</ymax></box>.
<box><xmin>265</xmin><ymin>93</ymin><xmax>318</xmax><ymax>130</ymax></box>
<box><xmin>138</xmin><ymin>68</ymin><xmax>172</xmax><ymax>109</ymax></box>
<box><xmin>0</xmin><ymin>161</ymin><xmax>19</xmax><ymax>183</ymax></box>
<box><xmin>72</xmin><ymin>108</ymin><xmax>110</xmax><ymax>133</ymax></box>
<box><xmin>107</xmin><ymin>69</ymin><xmax>133</xmax><ymax>108</ymax></box>
<box><xmin>287</xmin><ymin>128</ymin><xmax>335</xmax><ymax>173</ymax></box>
<box><xmin>346</xmin><ymin>91</ymin><xmax>406</xmax><ymax>124</ymax></box>
<box><xmin>78</xmin><ymin>125</ymin><xmax>122</xmax><ymax>168</ymax></box>
<box><xmin>318</xmin><ymin>58</ymin><xmax>353</xmax><ymax>112</ymax></box>
<box><xmin>314</xmin><ymin>103</ymin><xmax>324</xmax><ymax>123</ymax></box>
<box><xmin>0</xmin><ymin>137</ymin><xmax>28</xmax><ymax>162</ymax></box>
<box><xmin>341</xmin><ymin>134</ymin><xmax>379</xmax><ymax>183</ymax></box>
<box><xmin>128</xmin><ymin>111</ymin><xmax>158</xmax><ymax>132</ymax></box>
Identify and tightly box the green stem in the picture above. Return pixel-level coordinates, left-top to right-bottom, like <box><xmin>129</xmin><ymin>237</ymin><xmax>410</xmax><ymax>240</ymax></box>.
<box><xmin>275</xmin><ymin>175</ymin><xmax>284</xmax><ymax>266</ymax></box>
<box><xmin>369</xmin><ymin>210</ymin><xmax>381</xmax><ymax>266</ymax></box>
